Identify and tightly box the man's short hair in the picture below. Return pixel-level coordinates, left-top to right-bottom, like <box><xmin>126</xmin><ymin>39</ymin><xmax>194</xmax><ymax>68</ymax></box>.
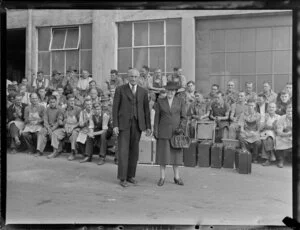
<box><xmin>89</xmin><ymin>80</ymin><xmax>96</xmax><ymax>85</ymax></box>
<box><xmin>57</xmin><ymin>84</ymin><xmax>64</xmax><ymax>90</ymax></box>
<box><xmin>247</xmin><ymin>98</ymin><xmax>256</xmax><ymax>104</ymax></box>
<box><xmin>280</xmin><ymin>90</ymin><xmax>289</xmax><ymax>95</ymax></box>
<box><xmin>257</xmin><ymin>93</ymin><xmax>266</xmax><ymax>99</ymax></box>
<box><xmin>215</xmin><ymin>91</ymin><xmax>223</xmax><ymax>97</ymax></box>
<box><xmin>110</xmin><ymin>69</ymin><xmax>118</xmax><ymax>75</ymax></box>
<box><xmin>93</xmin><ymin>102</ymin><xmax>101</xmax><ymax>109</ymax></box>
<box><xmin>173</xmin><ymin>67</ymin><xmax>179</xmax><ymax>71</ymax></box>
<box><xmin>246</xmin><ymin>81</ymin><xmax>253</xmax><ymax>86</ymax></box>
<box><xmin>142</xmin><ymin>65</ymin><xmax>149</xmax><ymax>72</ymax></box>
<box><xmin>37</xmin><ymin>86</ymin><xmax>45</xmax><ymax>91</ymax></box>
<box><xmin>239</xmin><ymin>91</ymin><xmax>245</xmax><ymax>95</ymax></box>
<box><xmin>212</xmin><ymin>84</ymin><xmax>219</xmax><ymax>89</ymax></box>
<box><xmin>30</xmin><ymin>92</ymin><xmax>38</xmax><ymax>98</ymax></box>
<box><xmin>67</xmin><ymin>94</ymin><xmax>75</xmax><ymax>100</ymax></box>
<box><xmin>14</xmin><ymin>93</ymin><xmax>22</xmax><ymax>98</ymax></box>
<box><xmin>194</xmin><ymin>90</ymin><xmax>201</xmax><ymax>95</ymax></box>
<box><xmin>187</xmin><ymin>81</ymin><xmax>195</xmax><ymax>86</ymax></box>
<box><xmin>263</xmin><ymin>81</ymin><xmax>271</xmax><ymax>86</ymax></box>
<box><xmin>48</xmin><ymin>95</ymin><xmax>57</xmax><ymax>101</ymax></box>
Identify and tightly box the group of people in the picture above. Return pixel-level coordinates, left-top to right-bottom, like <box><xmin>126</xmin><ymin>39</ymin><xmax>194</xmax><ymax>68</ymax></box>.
<box><xmin>6</xmin><ymin>65</ymin><xmax>293</xmax><ymax>187</ymax></box>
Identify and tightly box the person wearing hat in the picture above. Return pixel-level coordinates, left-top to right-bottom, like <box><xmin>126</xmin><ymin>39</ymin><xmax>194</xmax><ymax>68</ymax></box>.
<box><xmin>153</xmin><ymin>81</ymin><xmax>187</xmax><ymax>186</ymax></box>
<box><xmin>48</xmin><ymin>70</ymin><xmax>63</xmax><ymax>93</ymax></box>
<box><xmin>112</xmin><ymin>68</ymin><xmax>151</xmax><ymax>187</ymax></box>
<box><xmin>32</xmin><ymin>70</ymin><xmax>49</xmax><ymax>91</ymax></box>
<box><xmin>62</xmin><ymin>66</ymin><xmax>79</xmax><ymax>95</ymax></box>
<box><xmin>7</xmin><ymin>93</ymin><xmax>27</xmax><ymax>153</ymax></box>
<box><xmin>79</xmin><ymin>102</ymin><xmax>113</xmax><ymax>165</ymax></box>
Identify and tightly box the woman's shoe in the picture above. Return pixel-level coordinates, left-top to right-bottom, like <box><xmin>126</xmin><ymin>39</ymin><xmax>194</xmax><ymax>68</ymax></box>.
<box><xmin>174</xmin><ymin>177</ymin><xmax>184</xmax><ymax>186</ymax></box>
<box><xmin>157</xmin><ymin>178</ymin><xmax>165</xmax><ymax>186</ymax></box>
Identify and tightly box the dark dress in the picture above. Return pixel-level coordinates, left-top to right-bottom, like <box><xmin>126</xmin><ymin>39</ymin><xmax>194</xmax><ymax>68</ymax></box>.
<box><xmin>154</xmin><ymin>96</ymin><xmax>187</xmax><ymax>166</ymax></box>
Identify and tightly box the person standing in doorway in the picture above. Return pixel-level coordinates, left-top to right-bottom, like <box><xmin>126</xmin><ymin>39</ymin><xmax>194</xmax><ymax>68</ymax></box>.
<box><xmin>112</xmin><ymin>68</ymin><xmax>151</xmax><ymax>187</ymax></box>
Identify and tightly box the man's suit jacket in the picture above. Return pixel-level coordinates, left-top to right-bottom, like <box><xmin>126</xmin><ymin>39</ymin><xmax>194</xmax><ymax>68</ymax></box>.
<box><xmin>112</xmin><ymin>83</ymin><xmax>151</xmax><ymax>131</ymax></box>
<box><xmin>154</xmin><ymin>96</ymin><xmax>187</xmax><ymax>139</ymax></box>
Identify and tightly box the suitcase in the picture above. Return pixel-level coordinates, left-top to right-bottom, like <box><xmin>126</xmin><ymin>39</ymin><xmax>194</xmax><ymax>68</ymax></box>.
<box><xmin>197</xmin><ymin>140</ymin><xmax>212</xmax><ymax>167</ymax></box>
<box><xmin>236</xmin><ymin>149</ymin><xmax>252</xmax><ymax>174</ymax></box>
<box><xmin>210</xmin><ymin>143</ymin><xmax>223</xmax><ymax>168</ymax></box>
<box><xmin>223</xmin><ymin>146</ymin><xmax>235</xmax><ymax>168</ymax></box>
<box><xmin>195</xmin><ymin>120</ymin><xmax>216</xmax><ymax>143</ymax></box>
<box><xmin>183</xmin><ymin>140</ymin><xmax>198</xmax><ymax>167</ymax></box>
<box><xmin>138</xmin><ymin>133</ymin><xmax>152</xmax><ymax>164</ymax></box>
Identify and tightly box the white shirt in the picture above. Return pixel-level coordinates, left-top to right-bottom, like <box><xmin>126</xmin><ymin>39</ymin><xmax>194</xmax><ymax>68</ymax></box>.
<box><xmin>167</xmin><ymin>96</ymin><xmax>174</xmax><ymax>108</ymax></box>
<box><xmin>259</xmin><ymin>103</ymin><xmax>266</xmax><ymax>123</ymax></box>
<box><xmin>129</xmin><ymin>83</ymin><xmax>137</xmax><ymax>95</ymax></box>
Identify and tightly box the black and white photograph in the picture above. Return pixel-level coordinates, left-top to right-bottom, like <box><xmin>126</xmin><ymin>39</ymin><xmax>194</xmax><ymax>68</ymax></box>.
<box><xmin>5</xmin><ymin>9</ymin><xmax>293</xmax><ymax>226</ymax></box>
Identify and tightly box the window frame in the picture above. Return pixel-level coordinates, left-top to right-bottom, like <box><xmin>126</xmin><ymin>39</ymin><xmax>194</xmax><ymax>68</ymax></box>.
<box><xmin>49</xmin><ymin>26</ymin><xmax>81</xmax><ymax>51</ymax></box>
<box><xmin>117</xmin><ymin>19</ymin><xmax>182</xmax><ymax>76</ymax></box>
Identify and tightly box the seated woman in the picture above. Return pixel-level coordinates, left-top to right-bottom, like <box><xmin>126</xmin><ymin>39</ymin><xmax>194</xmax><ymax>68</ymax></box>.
<box><xmin>208</xmin><ymin>91</ymin><xmax>230</xmax><ymax>142</ymax></box>
<box><xmin>275</xmin><ymin>104</ymin><xmax>292</xmax><ymax>168</ymax></box>
<box><xmin>228</xmin><ymin>91</ymin><xmax>248</xmax><ymax>139</ymax></box>
<box><xmin>238</xmin><ymin>99</ymin><xmax>262</xmax><ymax>163</ymax></box>
<box><xmin>186</xmin><ymin>91</ymin><xmax>210</xmax><ymax>138</ymax></box>
<box><xmin>260</xmin><ymin>102</ymin><xmax>281</xmax><ymax>166</ymax></box>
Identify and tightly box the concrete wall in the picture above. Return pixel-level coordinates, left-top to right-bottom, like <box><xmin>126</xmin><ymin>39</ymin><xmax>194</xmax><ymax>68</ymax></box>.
<box><xmin>7</xmin><ymin>9</ymin><xmax>291</xmax><ymax>85</ymax></box>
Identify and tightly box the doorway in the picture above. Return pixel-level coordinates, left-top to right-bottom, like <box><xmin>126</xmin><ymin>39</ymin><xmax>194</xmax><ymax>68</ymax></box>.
<box><xmin>7</xmin><ymin>28</ymin><xmax>26</xmax><ymax>83</ymax></box>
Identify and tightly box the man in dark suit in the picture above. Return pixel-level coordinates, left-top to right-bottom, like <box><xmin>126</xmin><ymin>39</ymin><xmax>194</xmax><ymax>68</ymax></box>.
<box><xmin>112</xmin><ymin>68</ymin><xmax>151</xmax><ymax>187</ymax></box>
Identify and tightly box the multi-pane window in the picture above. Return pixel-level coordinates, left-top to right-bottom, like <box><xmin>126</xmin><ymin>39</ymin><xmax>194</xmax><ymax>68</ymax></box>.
<box><xmin>208</xmin><ymin>26</ymin><xmax>292</xmax><ymax>93</ymax></box>
<box><xmin>38</xmin><ymin>24</ymin><xmax>92</xmax><ymax>80</ymax></box>
<box><xmin>117</xmin><ymin>19</ymin><xmax>182</xmax><ymax>78</ymax></box>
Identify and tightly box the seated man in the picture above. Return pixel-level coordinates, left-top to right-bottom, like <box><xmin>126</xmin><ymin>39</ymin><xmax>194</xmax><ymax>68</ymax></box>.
<box><xmin>35</xmin><ymin>95</ymin><xmax>63</xmax><ymax>157</ymax></box>
<box><xmin>187</xmin><ymin>91</ymin><xmax>210</xmax><ymax>138</ymax></box>
<box><xmin>37</xmin><ymin>86</ymin><xmax>48</xmax><ymax>108</ymax></box>
<box><xmin>147</xmin><ymin>68</ymin><xmax>167</xmax><ymax>101</ymax></box>
<box><xmin>19</xmin><ymin>83</ymin><xmax>31</xmax><ymax>105</ymax></box>
<box><xmin>256</xmin><ymin>94</ymin><xmax>268</xmax><ymax>124</ymax></box>
<box><xmin>57</xmin><ymin>85</ymin><xmax>67</xmax><ymax>109</ymax></box>
<box><xmin>245</xmin><ymin>81</ymin><xmax>257</xmax><ymax>102</ymax></box>
<box><xmin>260</xmin><ymin>102</ymin><xmax>281</xmax><ymax>166</ymax></box>
<box><xmin>73</xmin><ymin>87</ymin><xmax>84</xmax><ymax>108</ymax></box>
<box><xmin>48</xmin><ymin>94</ymin><xmax>81</xmax><ymax>160</ymax></box>
<box><xmin>77</xmin><ymin>70</ymin><xmax>93</xmax><ymax>97</ymax></box>
<box><xmin>22</xmin><ymin>93</ymin><xmax>45</xmax><ymax>154</ymax></box>
<box><xmin>105</xmin><ymin>69</ymin><xmax>123</xmax><ymax>92</ymax></box>
<box><xmin>89</xmin><ymin>80</ymin><xmax>104</xmax><ymax>98</ymax></box>
<box><xmin>275</xmin><ymin>104</ymin><xmax>292</xmax><ymax>168</ymax></box>
<box><xmin>238</xmin><ymin>99</ymin><xmax>262</xmax><ymax>163</ymax></box>
<box><xmin>89</xmin><ymin>88</ymin><xmax>101</xmax><ymax>105</ymax></box>
<box><xmin>79</xmin><ymin>102</ymin><xmax>112</xmax><ymax>165</ymax></box>
<box><xmin>32</xmin><ymin>70</ymin><xmax>49</xmax><ymax>91</ymax></box>
<box><xmin>48</xmin><ymin>70</ymin><xmax>63</xmax><ymax>95</ymax></box>
<box><xmin>228</xmin><ymin>91</ymin><xmax>248</xmax><ymax>139</ymax></box>
<box><xmin>276</xmin><ymin>89</ymin><xmax>290</xmax><ymax>116</ymax></box>
<box><xmin>208</xmin><ymin>91</ymin><xmax>230</xmax><ymax>142</ymax></box>
<box><xmin>276</xmin><ymin>82</ymin><xmax>292</xmax><ymax>103</ymax></box>
<box><xmin>7</xmin><ymin>93</ymin><xmax>27</xmax><ymax>153</ymax></box>
<box><xmin>223</xmin><ymin>80</ymin><xmax>239</xmax><ymax>106</ymax></box>
<box><xmin>185</xmin><ymin>81</ymin><xmax>196</xmax><ymax>112</ymax></box>
<box><xmin>259</xmin><ymin>81</ymin><xmax>277</xmax><ymax>104</ymax></box>
<box><xmin>207</xmin><ymin>84</ymin><xmax>219</xmax><ymax>103</ymax></box>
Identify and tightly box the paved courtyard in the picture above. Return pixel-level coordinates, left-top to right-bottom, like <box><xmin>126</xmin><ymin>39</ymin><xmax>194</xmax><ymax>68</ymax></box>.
<box><xmin>6</xmin><ymin>152</ymin><xmax>292</xmax><ymax>226</ymax></box>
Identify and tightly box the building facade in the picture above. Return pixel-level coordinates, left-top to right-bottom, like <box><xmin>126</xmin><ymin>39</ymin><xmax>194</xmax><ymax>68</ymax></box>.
<box><xmin>7</xmin><ymin>9</ymin><xmax>292</xmax><ymax>94</ymax></box>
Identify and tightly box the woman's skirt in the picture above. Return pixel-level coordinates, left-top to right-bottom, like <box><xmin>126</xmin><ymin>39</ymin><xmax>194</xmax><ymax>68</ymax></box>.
<box><xmin>156</xmin><ymin>138</ymin><xmax>183</xmax><ymax>166</ymax></box>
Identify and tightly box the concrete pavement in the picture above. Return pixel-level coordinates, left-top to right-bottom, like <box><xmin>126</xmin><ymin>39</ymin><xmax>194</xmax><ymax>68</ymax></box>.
<box><xmin>6</xmin><ymin>152</ymin><xmax>292</xmax><ymax>226</ymax></box>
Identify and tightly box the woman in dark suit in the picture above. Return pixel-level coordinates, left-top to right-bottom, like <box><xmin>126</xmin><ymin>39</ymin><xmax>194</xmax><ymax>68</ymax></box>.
<box><xmin>154</xmin><ymin>82</ymin><xmax>187</xmax><ymax>186</ymax></box>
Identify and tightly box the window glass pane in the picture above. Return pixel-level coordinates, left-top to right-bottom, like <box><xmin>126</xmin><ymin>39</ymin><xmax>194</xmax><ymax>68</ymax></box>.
<box><xmin>166</xmin><ymin>18</ymin><xmax>181</xmax><ymax>45</ymax></box>
<box><xmin>133</xmin><ymin>48</ymin><xmax>148</xmax><ymax>70</ymax></box>
<box><xmin>257</xmin><ymin>75</ymin><xmax>272</xmax><ymax>93</ymax></box>
<box><xmin>80</xmin><ymin>50</ymin><xmax>92</xmax><ymax>74</ymax></box>
<box><xmin>225</xmin><ymin>29</ymin><xmax>240</xmax><ymax>52</ymax></box>
<box><xmin>51</xmin><ymin>29</ymin><xmax>66</xmax><ymax>50</ymax></box>
<box><xmin>256</xmin><ymin>51</ymin><xmax>272</xmax><ymax>74</ymax></box>
<box><xmin>65</xmin><ymin>28</ymin><xmax>79</xmax><ymax>49</ymax></box>
<box><xmin>274</xmin><ymin>74</ymin><xmax>290</xmax><ymax>93</ymax></box>
<box><xmin>209</xmin><ymin>75</ymin><xmax>225</xmax><ymax>92</ymax></box>
<box><xmin>134</xmin><ymin>22</ymin><xmax>148</xmax><ymax>46</ymax></box>
<box><xmin>240</xmin><ymin>52</ymin><xmax>255</xmax><ymax>74</ymax></box>
<box><xmin>240</xmin><ymin>75</ymin><xmax>257</xmax><ymax>92</ymax></box>
<box><xmin>274</xmin><ymin>51</ymin><xmax>290</xmax><ymax>74</ymax></box>
<box><xmin>166</xmin><ymin>47</ymin><xmax>181</xmax><ymax>72</ymax></box>
<box><xmin>256</xmin><ymin>28</ymin><xmax>272</xmax><ymax>51</ymax></box>
<box><xmin>149</xmin><ymin>21</ymin><xmax>164</xmax><ymax>46</ymax></box>
<box><xmin>210</xmin><ymin>53</ymin><xmax>225</xmax><ymax>75</ymax></box>
<box><xmin>38</xmin><ymin>27</ymin><xmax>51</xmax><ymax>51</ymax></box>
<box><xmin>118</xmin><ymin>22</ymin><xmax>132</xmax><ymax>48</ymax></box>
<box><xmin>52</xmin><ymin>51</ymin><xmax>65</xmax><ymax>73</ymax></box>
<box><xmin>149</xmin><ymin>47</ymin><xmax>165</xmax><ymax>72</ymax></box>
<box><xmin>226</xmin><ymin>52</ymin><xmax>240</xmax><ymax>75</ymax></box>
<box><xmin>38</xmin><ymin>52</ymin><xmax>50</xmax><ymax>75</ymax></box>
<box><xmin>240</xmin><ymin>28</ymin><xmax>255</xmax><ymax>51</ymax></box>
<box><xmin>273</xmin><ymin>27</ymin><xmax>290</xmax><ymax>50</ymax></box>
<box><xmin>118</xmin><ymin>48</ymin><xmax>132</xmax><ymax>74</ymax></box>
<box><xmin>66</xmin><ymin>50</ymin><xmax>79</xmax><ymax>73</ymax></box>
<box><xmin>210</xmin><ymin>30</ymin><xmax>225</xmax><ymax>52</ymax></box>
<box><xmin>80</xmin><ymin>24</ymin><xmax>92</xmax><ymax>49</ymax></box>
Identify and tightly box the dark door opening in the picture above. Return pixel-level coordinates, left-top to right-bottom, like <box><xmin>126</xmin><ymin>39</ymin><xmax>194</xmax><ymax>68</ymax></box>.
<box><xmin>7</xmin><ymin>28</ymin><xmax>26</xmax><ymax>83</ymax></box>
